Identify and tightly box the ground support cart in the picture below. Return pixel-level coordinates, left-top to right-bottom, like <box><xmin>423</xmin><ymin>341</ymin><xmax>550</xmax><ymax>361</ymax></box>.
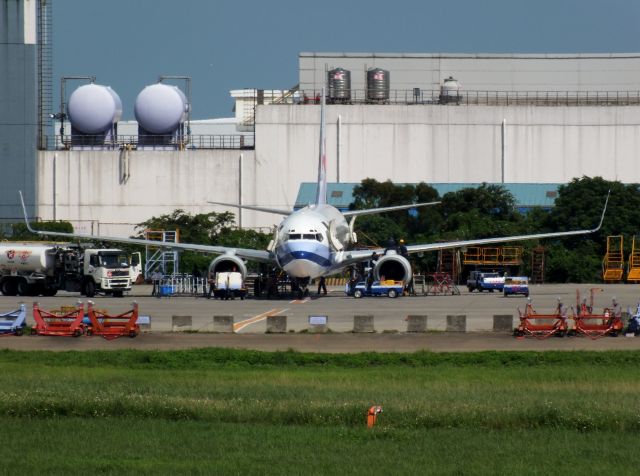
<box><xmin>514</xmin><ymin>302</ymin><xmax>568</xmax><ymax>339</ymax></box>
<box><xmin>86</xmin><ymin>302</ymin><xmax>140</xmax><ymax>340</ymax></box>
<box><xmin>572</xmin><ymin>310</ymin><xmax>623</xmax><ymax>339</ymax></box>
<box><xmin>350</xmin><ymin>280</ymin><xmax>404</xmax><ymax>298</ymax></box>
<box><xmin>424</xmin><ymin>273</ymin><xmax>460</xmax><ymax>296</ymax></box>
<box><xmin>32</xmin><ymin>302</ymin><xmax>85</xmax><ymax>337</ymax></box>
<box><xmin>0</xmin><ymin>303</ymin><xmax>27</xmax><ymax>336</ymax></box>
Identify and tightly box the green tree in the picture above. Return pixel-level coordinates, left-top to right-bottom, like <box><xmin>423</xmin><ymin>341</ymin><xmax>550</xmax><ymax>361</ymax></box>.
<box><xmin>545</xmin><ymin>177</ymin><xmax>639</xmax><ymax>281</ymax></box>
<box><xmin>9</xmin><ymin>221</ymin><xmax>74</xmax><ymax>241</ymax></box>
<box><xmin>350</xmin><ymin>179</ymin><xmax>441</xmax><ymax>245</ymax></box>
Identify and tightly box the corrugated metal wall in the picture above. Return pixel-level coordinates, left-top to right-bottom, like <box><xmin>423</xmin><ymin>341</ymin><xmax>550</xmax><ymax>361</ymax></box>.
<box><xmin>0</xmin><ymin>0</ymin><xmax>38</xmax><ymax>221</ymax></box>
<box><xmin>299</xmin><ymin>53</ymin><xmax>640</xmax><ymax>93</ymax></box>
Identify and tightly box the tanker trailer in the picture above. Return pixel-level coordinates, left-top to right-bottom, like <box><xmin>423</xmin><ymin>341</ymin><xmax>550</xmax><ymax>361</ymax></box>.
<box><xmin>0</xmin><ymin>244</ymin><xmax>133</xmax><ymax>297</ymax></box>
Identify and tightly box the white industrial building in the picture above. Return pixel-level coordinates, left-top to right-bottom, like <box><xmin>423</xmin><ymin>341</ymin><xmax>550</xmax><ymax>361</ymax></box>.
<box><xmin>31</xmin><ymin>52</ymin><xmax>640</xmax><ymax>235</ymax></box>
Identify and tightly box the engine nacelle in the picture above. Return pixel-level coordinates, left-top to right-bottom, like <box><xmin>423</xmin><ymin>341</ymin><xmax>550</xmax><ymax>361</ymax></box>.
<box><xmin>208</xmin><ymin>254</ymin><xmax>247</xmax><ymax>279</ymax></box>
<box><xmin>373</xmin><ymin>251</ymin><xmax>412</xmax><ymax>282</ymax></box>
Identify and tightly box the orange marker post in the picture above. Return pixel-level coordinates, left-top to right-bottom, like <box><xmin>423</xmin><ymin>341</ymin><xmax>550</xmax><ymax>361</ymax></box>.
<box><xmin>367</xmin><ymin>405</ymin><xmax>383</xmax><ymax>428</ymax></box>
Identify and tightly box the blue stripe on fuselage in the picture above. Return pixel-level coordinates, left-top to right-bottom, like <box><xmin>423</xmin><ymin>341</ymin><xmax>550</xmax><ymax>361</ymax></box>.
<box><xmin>276</xmin><ymin>243</ymin><xmax>331</xmax><ymax>268</ymax></box>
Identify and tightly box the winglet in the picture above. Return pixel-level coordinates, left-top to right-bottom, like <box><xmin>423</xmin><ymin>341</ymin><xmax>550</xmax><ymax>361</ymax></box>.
<box><xmin>18</xmin><ymin>190</ymin><xmax>40</xmax><ymax>234</ymax></box>
<box><xmin>592</xmin><ymin>189</ymin><xmax>610</xmax><ymax>232</ymax></box>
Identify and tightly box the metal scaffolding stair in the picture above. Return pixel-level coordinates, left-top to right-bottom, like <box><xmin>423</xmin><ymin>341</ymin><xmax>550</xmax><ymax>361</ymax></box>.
<box><xmin>603</xmin><ymin>235</ymin><xmax>624</xmax><ymax>282</ymax></box>
<box><xmin>144</xmin><ymin>230</ymin><xmax>180</xmax><ymax>278</ymax></box>
<box><xmin>530</xmin><ymin>246</ymin><xmax>545</xmax><ymax>284</ymax></box>
<box><xmin>437</xmin><ymin>248</ymin><xmax>461</xmax><ymax>284</ymax></box>
<box><xmin>627</xmin><ymin>236</ymin><xmax>640</xmax><ymax>281</ymax></box>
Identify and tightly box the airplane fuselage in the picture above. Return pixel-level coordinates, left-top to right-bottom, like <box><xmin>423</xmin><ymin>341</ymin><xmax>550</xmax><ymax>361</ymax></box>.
<box><xmin>274</xmin><ymin>204</ymin><xmax>351</xmax><ymax>279</ymax></box>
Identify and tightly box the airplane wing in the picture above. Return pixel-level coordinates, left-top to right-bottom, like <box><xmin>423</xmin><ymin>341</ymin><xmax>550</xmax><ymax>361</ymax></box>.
<box><xmin>337</xmin><ymin>191</ymin><xmax>609</xmax><ymax>264</ymax></box>
<box><xmin>19</xmin><ymin>193</ymin><xmax>276</xmax><ymax>265</ymax></box>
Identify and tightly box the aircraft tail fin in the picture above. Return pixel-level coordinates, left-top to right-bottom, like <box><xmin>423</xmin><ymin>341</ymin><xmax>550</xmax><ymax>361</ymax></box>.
<box><xmin>315</xmin><ymin>87</ymin><xmax>327</xmax><ymax>206</ymax></box>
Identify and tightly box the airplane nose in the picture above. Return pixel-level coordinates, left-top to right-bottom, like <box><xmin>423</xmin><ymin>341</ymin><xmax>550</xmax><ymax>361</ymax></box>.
<box><xmin>286</xmin><ymin>260</ymin><xmax>314</xmax><ymax>278</ymax></box>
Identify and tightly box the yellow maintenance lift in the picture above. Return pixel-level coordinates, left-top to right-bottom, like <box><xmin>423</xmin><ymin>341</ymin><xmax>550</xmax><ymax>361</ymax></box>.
<box><xmin>462</xmin><ymin>246</ymin><xmax>523</xmax><ymax>266</ymax></box>
<box><xmin>627</xmin><ymin>236</ymin><xmax>640</xmax><ymax>282</ymax></box>
<box><xmin>602</xmin><ymin>235</ymin><xmax>624</xmax><ymax>282</ymax></box>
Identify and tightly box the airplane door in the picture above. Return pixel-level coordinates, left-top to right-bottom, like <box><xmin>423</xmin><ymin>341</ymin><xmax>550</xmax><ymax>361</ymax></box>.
<box><xmin>328</xmin><ymin>220</ymin><xmax>344</xmax><ymax>251</ymax></box>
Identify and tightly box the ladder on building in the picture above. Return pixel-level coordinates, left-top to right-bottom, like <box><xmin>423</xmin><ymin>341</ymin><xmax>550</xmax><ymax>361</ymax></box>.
<box><xmin>37</xmin><ymin>0</ymin><xmax>53</xmax><ymax>150</ymax></box>
<box><xmin>627</xmin><ymin>236</ymin><xmax>640</xmax><ymax>282</ymax></box>
<box><xmin>530</xmin><ymin>246</ymin><xmax>545</xmax><ymax>284</ymax></box>
<box><xmin>144</xmin><ymin>230</ymin><xmax>180</xmax><ymax>279</ymax></box>
<box><xmin>603</xmin><ymin>235</ymin><xmax>624</xmax><ymax>282</ymax></box>
<box><xmin>241</xmin><ymin>88</ymin><xmax>257</xmax><ymax>129</ymax></box>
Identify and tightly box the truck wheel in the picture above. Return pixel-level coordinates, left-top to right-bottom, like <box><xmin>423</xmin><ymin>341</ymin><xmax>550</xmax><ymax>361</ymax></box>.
<box><xmin>16</xmin><ymin>279</ymin><xmax>29</xmax><ymax>296</ymax></box>
<box><xmin>354</xmin><ymin>290</ymin><xmax>363</xmax><ymax>298</ymax></box>
<box><xmin>112</xmin><ymin>291</ymin><xmax>124</xmax><ymax>298</ymax></box>
<box><xmin>388</xmin><ymin>289</ymin><xmax>398</xmax><ymax>298</ymax></box>
<box><xmin>1</xmin><ymin>280</ymin><xmax>18</xmax><ymax>296</ymax></box>
<box><xmin>84</xmin><ymin>281</ymin><xmax>96</xmax><ymax>298</ymax></box>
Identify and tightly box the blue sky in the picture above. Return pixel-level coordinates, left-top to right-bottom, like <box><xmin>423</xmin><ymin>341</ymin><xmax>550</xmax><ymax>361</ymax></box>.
<box><xmin>53</xmin><ymin>0</ymin><xmax>640</xmax><ymax>119</ymax></box>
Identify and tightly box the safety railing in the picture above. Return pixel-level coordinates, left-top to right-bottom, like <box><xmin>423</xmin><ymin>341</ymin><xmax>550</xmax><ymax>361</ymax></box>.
<box><xmin>294</xmin><ymin>89</ymin><xmax>640</xmax><ymax>107</ymax></box>
<box><xmin>159</xmin><ymin>274</ymin><xmax>208</xmax><ymax>296</ymax></box>
<box><xmin>40</xmin><ymin>134</ymin><xmax>255</xmax><ymax>151</ymax></box>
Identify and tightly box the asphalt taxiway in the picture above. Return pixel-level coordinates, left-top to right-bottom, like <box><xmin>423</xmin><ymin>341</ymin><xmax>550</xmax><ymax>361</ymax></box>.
<box><xmin>1</xmin><ymin>283</ymin><xmax>639</xmax><ymax>352</ymax></box>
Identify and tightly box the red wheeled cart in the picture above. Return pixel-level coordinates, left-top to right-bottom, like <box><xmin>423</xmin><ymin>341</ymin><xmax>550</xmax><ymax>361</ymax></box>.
<box><xmin>572</xmin><ymin>308</ymin><xmax>624</xmax><ymax>339</ymax></box>
<box><xmin>86</xmin><ymin>301</ymin><xmax>140</xmax><ymax>340</ymax></box>
<box><xmin>32</xmin><ymin>302</ymin><xmax>85</xmax><ymax>337</ymax></box>
<box><xmin>514</xmin><ymin>302</ymin><xmax>568</xmax><ymax>339</ymax></box>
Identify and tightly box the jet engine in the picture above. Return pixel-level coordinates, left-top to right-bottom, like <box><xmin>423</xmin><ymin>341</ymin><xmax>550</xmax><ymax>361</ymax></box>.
<box><xmin>207</xmin><ymin>253</ymin><xmax>247</xmax><ymax>279</ymax></box>
<box><xmin>373</xmin><ymin>251</ymin><xmax>412</xmax><ymax>282</ymax></box>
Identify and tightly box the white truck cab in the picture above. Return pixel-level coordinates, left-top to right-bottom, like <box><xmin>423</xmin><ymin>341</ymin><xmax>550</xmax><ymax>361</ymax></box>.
<box><xmin>83</xmin><ymin>249</ymin><xmax>132</xmax><ymax>297</ymax></box>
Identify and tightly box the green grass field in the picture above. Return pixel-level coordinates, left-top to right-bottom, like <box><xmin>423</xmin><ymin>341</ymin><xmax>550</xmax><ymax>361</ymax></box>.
<box><xmin>1</xmin><ymin>349</ymin><xmax>640</xmax><ymax>474</ymax></box>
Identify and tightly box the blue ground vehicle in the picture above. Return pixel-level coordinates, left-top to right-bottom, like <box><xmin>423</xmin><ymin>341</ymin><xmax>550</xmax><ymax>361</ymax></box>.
<box><xmin>503</xmin><ymin>276</ymin><xmax>529</xmax><ymax>297</ymax></box>
<box><xmin>0</xmin><ymin>303</ymin><xmax>26</xmax><ymax>336</ymax></box>
<box><xmin>346</xmin><ymin>280</ymin><xmax>404</xmax><ymax>298</ymax></box>
<box><xmin>467</xmin><ymin>271</ymin><xmax>505</xmax><ymax>292</ymax></box>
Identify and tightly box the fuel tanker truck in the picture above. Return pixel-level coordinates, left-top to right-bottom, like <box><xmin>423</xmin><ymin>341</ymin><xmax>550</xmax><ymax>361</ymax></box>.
<box><xmin>0</xmin><ymin>243</ymin><xmax>133</xmax><ymax>297</ymax></box>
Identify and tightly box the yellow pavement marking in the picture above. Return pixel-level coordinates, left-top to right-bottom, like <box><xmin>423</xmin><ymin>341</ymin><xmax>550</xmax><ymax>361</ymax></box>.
<box><xmin>233</xmin><ymin>308</ymin><xmax>286</xmax><ymax>332</ymax></box>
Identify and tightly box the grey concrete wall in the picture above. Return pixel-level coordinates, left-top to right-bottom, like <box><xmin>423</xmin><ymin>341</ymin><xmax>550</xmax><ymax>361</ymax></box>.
<box><xmin>38</xmin><ymin>102</ymin><xmax>640</xmax><ymax>234</ymax></box>
<box><xmin>36</xmin><ymin>149</ymin><xmax>259</xmax><ymax>235</ymax></box>
<box><xmin>300</xmin><ymin>53</ymin><xmax>640</xmax><ymax>93</ymax></box>
<box><xmin>256</xmin><ymin>102</ymin><xmax>640</xmax><ymax>188</ymax></box>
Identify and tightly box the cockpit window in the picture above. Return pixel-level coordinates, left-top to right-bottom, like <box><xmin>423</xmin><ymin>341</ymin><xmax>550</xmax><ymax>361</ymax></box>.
<box><xmin>288</xmin><ymin>233</ymin><xmax>323</xmax><ymax>241</ymax></box>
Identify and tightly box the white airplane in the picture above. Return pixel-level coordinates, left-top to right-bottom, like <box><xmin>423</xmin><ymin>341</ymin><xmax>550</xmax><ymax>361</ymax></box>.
<box><xmin>20</xmin><ymin>90</ymin><xmax>609</xmax><ymax>296</ymax></box>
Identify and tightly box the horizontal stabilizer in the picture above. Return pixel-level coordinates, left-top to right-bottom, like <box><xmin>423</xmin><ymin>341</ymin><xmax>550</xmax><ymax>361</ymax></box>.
<box><xmin>342</xmin><ymin>201</ymin><xmax>441</xmax><ymax>218</ymax></box>
<box><xmin>208</xmin><ymin>201</ymin><xmax>292</xmax><ymax>216</ymax></box>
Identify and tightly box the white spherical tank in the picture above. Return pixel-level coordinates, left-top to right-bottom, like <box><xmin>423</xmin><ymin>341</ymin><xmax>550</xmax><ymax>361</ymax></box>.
<box><xmin>134</xmin><ymin>83</ymin><xmax>188</xmax><ymax>134</ymax></box>
<box><xmin>67</xmin><ymin>84</ymin><xmax>122</xmax><ymax>134</ymax></box>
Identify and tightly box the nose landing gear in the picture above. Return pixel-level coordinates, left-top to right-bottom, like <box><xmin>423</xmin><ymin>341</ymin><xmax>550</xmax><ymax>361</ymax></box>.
<box><xmin>293</xmin><ymin>277</ymin><xmax>311</xmax><ymax>299</ymax></box>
